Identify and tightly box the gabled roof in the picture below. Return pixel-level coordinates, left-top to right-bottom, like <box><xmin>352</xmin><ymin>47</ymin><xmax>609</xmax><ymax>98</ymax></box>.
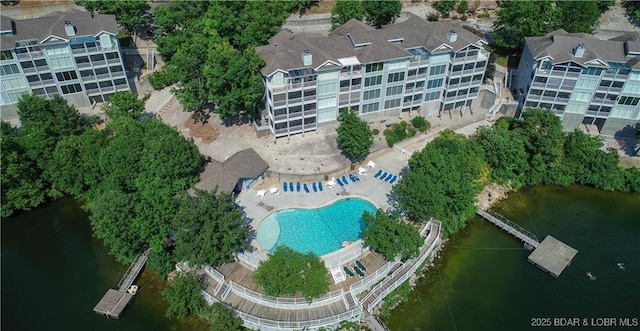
<box><xmin>525</xmin><ymin>29</ymin><xmax>638</xmax><ymax>68</ymax></box>
<box><xmin>194</xmin><ymin>148</ymin><xmax>268</xmax><ymax>193</ymax></box>
<box><xmin>1</xmin><ymin>11</ymin><xmax>117</xmax><ymax>51</ymax></box>
<box><xmin>256</xmin><ymin>14</ymin><xmax>487</xmax><ymax>76</ymax></box>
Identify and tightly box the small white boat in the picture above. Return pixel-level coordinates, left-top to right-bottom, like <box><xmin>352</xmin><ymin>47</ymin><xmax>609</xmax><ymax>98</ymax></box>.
<box><xmin>127</xmin><ymin>285</ymin><xmax>139</xmax><ymax>295</ymax></box>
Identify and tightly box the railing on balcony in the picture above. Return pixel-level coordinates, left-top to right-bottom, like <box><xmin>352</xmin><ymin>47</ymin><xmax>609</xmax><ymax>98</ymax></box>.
<box><xmin>91</xmin><ymin>60</ymin><xmax>107</xmax><ymax>67</ymax></box>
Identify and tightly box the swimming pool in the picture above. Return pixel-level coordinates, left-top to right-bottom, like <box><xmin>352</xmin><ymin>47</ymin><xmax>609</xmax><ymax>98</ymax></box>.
<box><xmin>256</xmin><ymin>198</ymin><xmax>377</xmax><ymax>256</ymax></box>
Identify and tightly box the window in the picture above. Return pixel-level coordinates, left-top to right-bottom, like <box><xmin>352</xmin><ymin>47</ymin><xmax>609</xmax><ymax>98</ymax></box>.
<box><xmin>80</xmin><ymin>70</ymin><xmax>94</xmax><ymax>78</ymax></box>
<box><xmin>430</xmin><ymin>65</ymin><xmax>446</xmax><ymax>75</ymax></box>
<box><xmin>461</xmin><ymin>76</ymin><xmax>471</xmax><ymax>83</ymax></box>
<box><xmin>387</xmin><ymin>72</ymin><xmax>405</xmax><ymax>83</ymax></box>
<box><xmin>363</xmin><ymin>89</ymin><xmax>381</xmax><ymax>100</ymax></box>
<box><xmin>318</xmin><ymin>81</ymin><xmax>337</xmax><ymax>94</ymax></box>
<box><xmin>90</xmin><ymin>54</ymin><xmax>105</xmax><ymax>62</ymax></box>
<box><xmin>427</xmin><ymin>78</ymin><xmax>443</xmax><ymax>89</ymax></box>
<box><xmin>384</xmin><ymin>98</ymin><xmax>401</xmax><ymax>109</ymax></box>
<box><xmin>99</xmin><ymin>80</ymin><xmax>113</xmax><ymax>88</ymax></box>
<box><xmin>582</xmin><ymin>67</ymin><xmax>604</xmax><ymax>76</ymax></box>
<box><xmin>288</xmin><ymin>91</ymin><xmax>302</xmax><ymax>99</ymax></box>
<box><xmin>424</xmin><ymin>91</ymin><xmax>440</xmax><ymax>101</ymax></box>
<box><xmin>361</xmin><ymin>102</ymin><xmax>379</xmax><ymax>113</ymax></box>
<box><xmin>452</xmin><ymin>64</ymin><xmax>463</xmax><ymax>72</ymax></box>
<box><xmin>340</xmin><ymin>80</ymin><xmax>351</xmax><ymax>88</ymax></box>
<box><xmin>43</xmin><ymin>44</ymin><xmax>69</xmax><ymax>56</ymax></box>
<box><xmin>351</xmin><ymin>78</ymin><xmax>361</xmax><ymax>86</ymax></box>
<box><xmin>364</xmin><ymin>75</ymin><xmax>382</xmax><ymax>87</ymax></box>
<box><xmin>543</xmin><ymin>91</ymin><xmax>556</xmax><ymax>97</ymax></box>
<box><xmin>34</xmin><ymin>59</ymin><xmax>47</xmax><ymax>67</ymax></box>
<box><xmin>473</xmin><ymin>74</ymin><xmax>483</xmax><ymax>81</ymax></box>
<box><xmin>1</xmin><ymin>77</ymin><xmax>27</xmax><ymax>89</ymax></box>
<box><xmin>449</xmin><ymin>78</ymin><xmax>460</xmax><ymax>85</ymax></box>
<box><xmin>530</xmin><ymin>89</ymin><xmax>543</xmax><ymax>96</ymax></box>
<box><xmin>575</xmin><ymin>79</ymin><xmax>597</xmax><ymax>89</ymax></box>
<box><xmin>1</xmin><ymin>64</ymin><xmax>20</xmax><ymax>75</ymax></box>
<box><xmin>413</xmin><ymin>94</ymin><xmax>422</xmax><ymax>101</ymax></box>
<box><xmin>84</xmin><ymin>83</ymin><xmax>98</xmax><ymax>90</ymax></box>
<box><xmin>415</xmin><ymin>81</ymin><xmax>425</xmax><ymax>88</ymax></box>
<box><xmin>569</xmin><ymin>92</ymin><xmax>591</xmax><ymax>102</ymax></box>
<box><xmin>600</xmin><ymin>80</ymin><xmax>612</xmax><ymax>87</ymax></box>
<box><xmin>600</xmin><ymin>106</ymin><xmax>611</xmax><ymax>112</ymax></box>
<box><xmin>469</xmin><ymin>87</ymin><xmax>479</xmax><ymax>94</ymax></box>
<box><xmin>110</xmin><ymin>65</ymin><xmax>124</xmax><ymax>74</ymax></box>
<box><xmin>49</xmin><ymin>56</ymin><xmax>74</xmax><ymax>69</ymax></box>
<box><xmin>408</xmin><ymin>69</ymin><xmax>417</xmax><ymax>76</ymax></box>
<box><xmin>446</xmin><ymin>91</ymin><xmax>456</xmax><ymax>98</ymax></box>
<box><xmin>105</xmin><ymin>52</ymin><xmax>119</xmax><ymax>60</ymax></box>
<box><xmin>386</xmin><ymin>85</ymin><xmax>403</xmax><ymax>96</ymax></box>
<box><xmin>612</xmin><ymin>81</ymin><xmax>624</xmax><ymax>88</ymax></box>
<box><xmin>406</xmin><ymin>82</ymin><xmax>415</xmax><ymax>90</ymax></box>
<box><xmin>20</xmin><ymin>61</ymin><xmax>34</xmax><ymax>69</ymax></box>
<box><xmin>534</xmin><ymin>76</ymin><xmax>548</xmax><ymax>83</ymax></box>
<box><xmin>26</xmin><ymin>75</ymin><xmax>39</xmax><ymax>82</ymax></box>
<box><xmin>476</xmin><ymin>61</ymin><xmax>487</xmax><ymax>68</ymax></box>
<box><xmin>304</xmin><ymin>89</ymin><xmax>316</xmax><ymax>97</ymax></box>
<box><xmin>273</xmin><ymin>93</ymin><xmax>285</xmax><ymax>102</ymax></box>
<box><xmin>33</xmin><ymin>88</ymin><xmax>45</xmax><ymax>96</ymax></box>
<box><xmin>365</xmin><ymin>62</ymin><xmax>383</xmax><ymax>73</ymax></box>
<box><xmin>464</xmin><ymin>63</ymin><xmax>474</xmax><ymax>70</ymax></box>
<box><xmin>1</xmin><ymin>50</ymin><xmax>13</xmax><ymax>60</ymax></box>
<box><xmin>55</xmin><ymin>70</ymin><xmax>78</xmax><ymax>82</ymax></box>
<box><xmin>114</xmin><ymin>78</ymin><xmax>127</xmax><ymax>86</ymax></box>
<box><xmin>557</xmin><ymin>92</ymin><xmax>570</xmax><ymax>99</ymax></box>
<box><xmin>60</xmin><ymin>83</ymin><xmax>82</xmax><ymax>94</ymax></box>
<box><xmin>75</xmin><ymin>56</ymin><xmax>90</xmax><ymax>64</ymax></box>
<box><xmin>418</xmin><ymin>67</ymin><xmax>428</xmax><ymax>75</ymax></box>
<box><xmin>618</xmin><ymin>96</ymin><xmax>640</xmax><ymax>106</ymax></box>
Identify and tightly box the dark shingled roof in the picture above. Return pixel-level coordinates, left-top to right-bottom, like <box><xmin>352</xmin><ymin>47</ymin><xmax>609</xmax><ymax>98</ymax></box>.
<box><xmin>194</xmin><ymin>148</ymin><xmax>268</xmax><ymax>193</ymax></box>
<box><xmin>1</xmin><ymin>11</ymin><xmax>117</xmax><ymax>50</ymax></box>
<box><xmin>525</xmin><ymin>29</ymin><xmax>640</xmax><ymax>69</ymax></box>
<box><xmin>256</xmin><ymin>14</ymin><xmax>486</xmax><ymax>76</ymax></box>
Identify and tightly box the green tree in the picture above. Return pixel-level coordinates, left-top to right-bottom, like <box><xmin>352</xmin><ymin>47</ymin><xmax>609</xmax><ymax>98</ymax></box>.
<box><xmin>254</xmin><ymin>246</ymin><xmax>330</xmax><ymax>302</ymax></box>
<box><xmin>433</xmin><ymin>0</ymin><xmax>457</xmax><ymax>17</ymax></box>
<box><xmin>473</xmin><ymin>125</ymin><xmax>529</xmax><ymax>189</ymax></box>
<box><xmin>456</xmin><ymin>0</ymin><xmax>468</xmax><ymax>14</ymax></box>
<box><xmin>102</xmin><ymin>90</ymin><xmax>144</xmax><ymax>120</ymax></box>
<box><xmin>0</xmin><ymin>121</ymin><xmax>46</xmax><ymax>217</ymax></box>
<box><xmin>562</xmin><ymin>130</ymin><xmax>624</xmax><ymax>190</ymax></box>
<box><xmin>625</xmin><ymin>0</ymin><xmax>640</xmax><ymax>23</ymax></box>
<box><xmin>362</xmin><ymin>209</ymin><xmax>423</xmax><ymax>261</ymax></box>
<box><xmin>75</xmin><ymin>0</ymin><xmax>147</xmax><ymax>34</ymax></box>
<box><xmin>331</xmin><ymin>0</ymin><xmax>365</xmax><ymax>31</ymax></box>
<box><xmin>597</xmin><ymin>0</ymin><xmax>615</xmax><ymax>13</ymax></box>
<box><xmin>162</xmin><ymin>272</ymin><xmax>206</xmax><ymax>318</ymax></box>
<box><xmin>362</xmin><ymin>0</ymin><xmax>402</xmax><ymax>28</ymax></box>
<box><xmin>557</xmin><ymin>0</ymin><xmax>600</xmax><ymax>33</ymax></box>
<box><xmin>491</xmin><ymin>0</ymin><xmax>559</xmax><ymax>54</ymax></box>
<box><xmin>519</xmin><ymin>108</ymin><xmax>567</xmax><ymax>185</ymax></box>
<box><xmin>336</xmin><ymin>110</ymin><xmax>373</xmax><ymax>162</ymax></box>
<box><xmin>201</xmin><ymin>303</ymin><xmax>243</xmax><ymax>331</ymax></box>
<box><xmin>174</xmin><ymin>189</ymin><xmax>251</xmax><ymax>267</ymax></box>
<box><xmin>391</xmin><ymin>130</ymin><xmax>488</xmax><ymax>236</ymax></box>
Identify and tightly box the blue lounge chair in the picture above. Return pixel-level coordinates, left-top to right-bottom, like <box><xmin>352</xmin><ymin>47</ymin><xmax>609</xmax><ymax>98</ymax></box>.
<box><xmin>318</xmin><ymin>182</ymin><xmax>323</xmax><ymax>191</ymax></box>
<box><xmin>380</xmin><ymin>172</ymin><xmax>387</xmax><ymax>181</ymax></box>
<box><xmin>296</xmin><ymin>182</ymin><xmax>301</xmax><ymax>192</ymax></box>
<box><xmin>349</xmin><ymin>174</ymin><xmax>356</xmax><ymax>183</ymax></box>
<box><xmin>356</xmin><ymin>260</ymin><xmax>366</xmax><ymax>271</ymax></box>
<box><xmin>289</xmin><ymin>182</ymin><xmax>294</xmax><ymax>191</ymax></box>
<box><xmin>342</xmin><ymin>175</ymin><xmax>349</xmax><ymax>185</ymax></box>
<box><xmin>303</xmin><ymin>183</ymin><xmax>310</xmax><ymax>193</ymax></box>
<box><xmin>312</xmin><ymin>182</ymin><xmax>317</xmax><ymax>192</ymax></box>
<box><xmin>374</xmin><ymin>169</ymin><xmax>382</xmax><ymax>178</ymax></box>
<box><xmin>385</xmin><ymin>174</ymin><xmax>393</xmax><ymax>182</ymax></box>
<box><xmin>283</xmin><ymin>182</ymin><xmax>288</xmax><ymax>192</ymax></box>
<box><xmin>337</xmin><ymin>178</ymin><xmax>344</xmax><ymax>186</ymax></box>
<box><xmin>389</xmin><ymin>175</ymin><xmax>398</xmax><ymax>184</ymax></box>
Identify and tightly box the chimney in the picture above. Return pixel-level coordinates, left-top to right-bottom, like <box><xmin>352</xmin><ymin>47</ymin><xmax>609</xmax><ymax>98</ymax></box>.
<box><xmin>447</xmin><ymin>30</ymin><xmax>457</xmax><ymax>43</ymax></box>
<box><xmin>302</xmin><ymin>50</ymin><xmax>312</xmax><ymax>66</ymax></box>
<box><xmin>573</xmin><ymin>43</ymin><xmax>585</xmax><ymax>58</ymax></box>
<box><xmin>64</xmin><ymin>21</ymin><xmax>76</xmax><ymax>37</ymax></box>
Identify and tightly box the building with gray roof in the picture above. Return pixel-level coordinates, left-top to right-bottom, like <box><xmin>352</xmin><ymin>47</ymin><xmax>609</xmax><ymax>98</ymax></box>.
<box><xmin>256</xmin><ymin>14</ymin><xmax>490</xmax><ymax>138</ymax></box>
<box><xmin>513</xmin><ymin>29</ymin><xmax>640</xmax><ymax>135</ymax></box>
<box><xmin>0</xmin><ymin>10</ymin><xmax>129</xmax><ymax>119</ymax></box>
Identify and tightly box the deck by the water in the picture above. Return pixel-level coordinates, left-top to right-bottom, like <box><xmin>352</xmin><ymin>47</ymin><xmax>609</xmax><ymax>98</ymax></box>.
<box><xmin>476</xmin><ymin>210</ymin><xmax>577</xmax><ymax>277</ymax></box>
<box><xmin>93</xmin><ymin>249</ymin><xmax>149</xmax><ymax>318</ymax></box>
<box><xmin>528</xmin><ymin>236</ymin><xmax>578</xmax><ymax>278</ymax></box>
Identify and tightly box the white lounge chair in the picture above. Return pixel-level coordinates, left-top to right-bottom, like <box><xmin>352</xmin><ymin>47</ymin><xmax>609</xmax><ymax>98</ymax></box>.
<box><xmin>367</xmin><ymin>160</ymin><xmax>376</xmax><ymax>168</ymax></box>
<box><xmin>358</xmin><ymin>167</ymin><xmax>367</xmax><ymax>176</ymax></box>
<box><xmin>326</xmin><ymin>178</ymin><xmax>336</xmax><ymax>188</ymax></box>
<box><xmin>256</xmin><ymin>190</ymin><xmax>266</xmax><ymax>198</ymax></box>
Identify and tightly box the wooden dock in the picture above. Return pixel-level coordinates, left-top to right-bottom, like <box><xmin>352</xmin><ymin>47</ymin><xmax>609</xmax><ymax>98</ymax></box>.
<box><xmin>477</xmin><ymin>210</ymin><xmax>577</xmax><ymax>277</ymax></box>
<box><xmin>527</xmin><ymin>236</ymin><xmax>578</xmax><ymax>278</ymax></box>
<box><xmin>93</xmin><ymin>249</ymin><xmax>149</xmax><ymax>318</ymax></box>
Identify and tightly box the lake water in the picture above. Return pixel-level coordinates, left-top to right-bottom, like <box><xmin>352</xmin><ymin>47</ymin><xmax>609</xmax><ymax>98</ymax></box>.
<box><xmin>385</xmin><ymin>185</ymin><xmax>640</xmax><ymax>330</ymax></box>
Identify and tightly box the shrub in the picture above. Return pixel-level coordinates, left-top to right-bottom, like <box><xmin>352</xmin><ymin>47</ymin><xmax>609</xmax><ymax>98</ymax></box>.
<box><xmin>384</xmin><ymin>124</ymin><xmax>407</xmax><ymax>147</ymax></box>
<box><xmin>461</xmin><ymin>14</ymin><xmax>467</xmax><ymax>21</ymax></box>
<box><xmin>149</xmin><ymin>69</ymin><xmax>176</xmax><ymax>90</ymax></box>
<box><xmin>427</xmin><ymin>12</ymin><xmax>440</xmax><ymax>21</ymax></box>
<box><xmin>477</xmin><ymin>11</ymin><xmax>490</xmax><ymax>19</ymax></box>
<box><xmin>411</xmin><ymin>116</ymin><xmax>431</xmax><ymax>132</ymax></box>
<box><xmin>372</xmin><ymin>128</ymin><xmax>380</xmax><ymax>135</ymax></box>
<box><xmin>456</xmin><ymin>0</ymin><xmax>468</xmax><ymax>14</ymax></box>
<box><xmin>407</xmin><ymin>126</ymin><xmax>417</xmax><ymax>138</ymax></box>
<box><xmin>452</xmin><ymin>15</ymin><xmax>459</xmax><ymax>20</ymax></box>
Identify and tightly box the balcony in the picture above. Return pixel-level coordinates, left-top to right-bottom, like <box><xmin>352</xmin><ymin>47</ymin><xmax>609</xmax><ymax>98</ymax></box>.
<box><xmin>22</xmin><ymin>67</ymin><xmax>36</xmax><ymax>73</ymax></box>
<box><xmin>96</xmin><ymin>73</ymin><xmax>111</xmax><ymax>80</ymax></box>
<box><xmin>274</xmin><ymin>114</ymin><xmax>288</xmax><ymax>121</ymax></box>
<box><xmin>30</xmin><ymin>51</ymin><xmax>44</xmax><ymax>58</ymax></box>
<box><xmin>77</xmin><ymin>62</ymin><xmax>92</xmax><ymax>69</ymax></box>
<box><xmin>86</xmin><ymin>88</ymin><xmax>101</xmax><ymax>95</ymax></box>
<box><xmin>287</xmin><ymin>97</ymin><xmax>302</xmax><ymax>104</ymax></box>
<box><xmin>16</xmin><ymin>53</ymin><xmax>30</xmax><ymax>60</ymax></box>
<box><xmin>91</xmin><ymin>60</ymin><xmax>107</xmax><ymax>67</ymax></box>
<box><xmin>303</xmin><ymin>95</ymin><xmax>316</xmax><ymax>102</ymax></box>
<box><xmin>41</xmin><ymin>79</ymin><xmax>55</xmax><ymax>85</ymax></box>
<box><xmin>86</xmin><ymin>47</ymin><xmax>100</xmax><ymax>53</ymax></box>
<box><xmin>304</xmin><ymin>109</ymin><xmax>317</xmax><ymax>116</ymax></box>
<box><xmin>72</xmin><ymin>48</ymin><xmax>86</xmax><ymax>55</ymax></box>
<box><xmin>107</xmin><ymin>58</ymin><xmax>122</xmax><ymax>65</ymax></box>
<box><xmin>29</xmin><ymin>80</ymin><xmax>43</xmax><ymax>87</ymax></box>
<box><xmin>274</xmin><ymin>100</ymin><xmax>286</xmax><ymax>107</ymax></box>
<box><xmin>81</xmin><ymin>75</ymin><xmax>97</xmax><ymax>82</ymax></box>
<box><xmin>289</xmin><ymin>111</ymin><xmax>303</xmax><ymax>119</ymax></box>
<box><xmin>101</xmin><ymin>86</ymin><xmax>115</xmax><ymax>93</ymax></box>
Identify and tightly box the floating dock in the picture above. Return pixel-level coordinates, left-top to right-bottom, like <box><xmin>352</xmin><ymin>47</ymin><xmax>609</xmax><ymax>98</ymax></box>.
<box><xmin>477</xmin><ymin>210</ymin><xmax>577</xmax><ymax>277</ymax></box>
<box><xmin>93</xmin><ymin>249</ymin><xmax>149</xmax><ymax>318</ymax></box>
<box><xmin>527</xmin><ymin>236</ymin><xmax>578</xmax><ymax>278</ymax></box>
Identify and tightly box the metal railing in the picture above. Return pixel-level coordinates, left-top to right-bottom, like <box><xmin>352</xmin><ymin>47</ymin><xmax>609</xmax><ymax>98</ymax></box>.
<box><xmin>480</xmin><ymin>210</ymin><xmax>540</xmax><ymax>245</ymax></box>
<box><xmin>204</xmin><ymin>266</ymin><xmax>225</xmax><ymax>283</ymax></box>
<box><xmin>349</xmin><ymin>255</ymin><xmax>401</xmax><ymax>296</ymax></box>
<box><xmin>323</xmin><ymin>245</ymin><xmax>368</xmax><ymax>270</ymax></box>
<box><xmin>229</xmin><ymin>281</ymin><xmax>344</xmax><ymax>309</ymax></box>
<box><xmin>235</xmin><ymin>306</ymin><xmax>362</xmax><ymax>330</ymax></box>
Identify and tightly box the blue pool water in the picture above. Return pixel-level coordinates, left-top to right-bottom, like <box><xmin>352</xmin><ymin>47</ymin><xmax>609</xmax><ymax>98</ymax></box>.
<box><xmin>257</xmin><ymin>198</ymin><xmax>377</xmax><ymax>256</ymax></box>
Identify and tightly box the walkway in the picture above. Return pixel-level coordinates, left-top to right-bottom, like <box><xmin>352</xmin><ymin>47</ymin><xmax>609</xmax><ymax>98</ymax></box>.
<box><xmin>476</xmin><ymin>209</ymin><xmax>540</xmax><ymax>248</ymax></box>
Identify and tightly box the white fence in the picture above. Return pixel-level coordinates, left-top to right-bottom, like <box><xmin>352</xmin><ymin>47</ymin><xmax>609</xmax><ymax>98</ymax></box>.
<box><xmin>363</xmin><ymin>221</ymin><xmax>441</xmax><ymax>313</ymax></box>
<box><xmin>323</xmin><ymin>245</ymin><xmax>369</xmax><ymax>270</ymax></box>
<box><xmin>237</xmin><ymin>306</ymin><xmax>363</xmax><ymax>330</ymax></box>
<box><xmin>349</xmin><ymin>255</ymin><xmax>401</xmax><ymax>296</ymax></box>
<box><xmin>236</xmin><ymin>252</ymin><xmax>263</xmax><ymax>271</ymax></box>
<box><xmin>229</xmin><ymin>281</ymin><xmax>345</xmax><ymax>309</ymax></box>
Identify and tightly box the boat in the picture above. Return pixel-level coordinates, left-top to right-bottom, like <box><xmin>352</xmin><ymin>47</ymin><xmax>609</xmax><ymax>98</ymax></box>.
<box><xmin>127</xmin><ymin>284</ymin><xmax>138</xmax><ymax>295</ymax></box>
<box><xmin>586</xmin><ymin>272</ymin><xmax>596</xmax><ymax>280</ymax></box>
<box><xmin>617</xmin><ymin>263</ymin><xmax>625</xmax><ymax>270</ymax></box>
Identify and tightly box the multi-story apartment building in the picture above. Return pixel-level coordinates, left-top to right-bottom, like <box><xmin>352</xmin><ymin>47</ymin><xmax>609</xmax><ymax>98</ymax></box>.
<box><xmin>256</xmin><ymin>15</ymin><xmax>490</xmax><ymax>138</ymax></box>
<box><xmin>0</xmin><ymin>11</ymin><xmax>129</xmax><ymax>118</ymax></box>
<box><xmin>513</xmin><ymin>29</ymin><xmax>640</xmax><ymax>135</ymax></box>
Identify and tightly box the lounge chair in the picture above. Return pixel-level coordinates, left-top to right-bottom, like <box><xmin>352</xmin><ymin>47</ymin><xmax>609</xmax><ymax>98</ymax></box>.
<box><xmin>354</xmin><ymin>266</ymin><xmax>365</xmax><ymax>277</ymax></box>
<box><xmin>312</xmin><ymin>182</ymin><xmax>317</xmax><ymax>192</ymax></box>
<box><xmin>336</xmin><ymin>177</ymin><xmax>343</xmax><ymax>186</ymax></box>
<box><xmin>343</xmin><ymin>266</ymin><xmax>355</xmax><ymax>278</ymax></box>
<box><xmin>289</xmin><ymin>182</ymin><xmax>294</xmax><ymax>191</ymax></box>
<box><xmin>283</xmin><ymin>182</ymin><xmax>288</xmax><ymax>192</ymax></box>
<box><xmin>349</xmin><ymin>174</ymin><xmax>356</xmax><ymax>183</ymax></box>
<box><xmin>385</xmin><ymin>174</ymin><xmax>393</xmax><ymax>182</ymax></box>
<box><xmin>374</xmin><ymin>169</ymin><xmax>382</xmax><ymax>178</ymax></box>
<box><xmin>356</xmin><ymin>260</ymin><xmax>366</xmax><ymax>271</ymax></box>
<box><xmin>342</xmin><ymin>175</ymin><xmax>349</xmax><ymax>185</ymax></box>
<box><xmin>389</xmin><ymin>175</ymin><xmax>397</xmax><ymax>184</ymax></box>
<box><xmin>380</xmin><ymin>172</ymin><xmax>387</xmax><ymax>181</ymax></box>
<box><xmin>296</xmin><ymin>182</ymin><xmax>301</xmax><ymax>192</ymax></box>
<box><xmin>318</xmin><ymin>182</ymin><xmax>323</xmax><ymax>191</ymax></box>
<box><xmin>303</xmin><ymin>183</ymin><xmax>310</xmax><ymax>193</ymax></box>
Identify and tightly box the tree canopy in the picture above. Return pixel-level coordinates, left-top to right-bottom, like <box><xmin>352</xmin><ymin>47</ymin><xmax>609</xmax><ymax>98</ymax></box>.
<box><xmin>362</xmin><ymin>209</ymin><xmax>423</xmax><ymax>261</ymax></box>
<box><xmin>362</xmin><ymin>0</ymin><xmax>402</xmax><ymax>28</ymax></box>
<box><xmin>174</xmin><ymin>189</ymin><xmax>251</xmax><ymax>267</ymax></box>
<box><xmin>162</xmin><ymin>272</ymin><xmax>206</xmax><ymax>319</ymax></box>
<box><xmin>473</xmin><ymin>125</ymin><xmax>529</xmax><ymax>189</ymax></box>
<box><xmin>331</xmin><ymin>0</ymin><xmax>365</xmax><ymax>31</ymax></box>
<box><xmin>201</xmin><ymin>303</ymin><xmax>243</xmax><ymax>331</ymax></box>
<box><xmin>336</xmin><ymin>110</ymin><xmax>373</xmax><ymax>162</ymax></box>
<box><xmin>75</xmin><ymin>0</ymin><xmax>148</xmax><ymax>34</ymax></box>
<box><xmin>391</xmin><ymin>130</ymin><xmax>489</xmax><ymax>236</ymax></box>
<box><xmin>492</xmin><ymin>0</ymin><xmax>559</xmax><ymax>54</ymax></box>
<box><xmin>254</xmin><ymin>246</ymin><xmax>330</xmax><ymax>302</ymax></box>
<box><xmin>102</xmin><ymin>90</ymin><xmax>144</xmax><ymax>120</ymax></box>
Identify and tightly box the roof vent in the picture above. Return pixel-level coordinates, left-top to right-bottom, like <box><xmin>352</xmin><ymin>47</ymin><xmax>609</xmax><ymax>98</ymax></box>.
<box><xmin>447</xmin><ymin>30</ymin><xmax>457</xmax><ymax>43</ymax></box>
<box><xmin>302</xmin><ymin>50</ymin><xmax>312</xmax><ymax>66</ymax></box>
<box><xmin>64</xmin><ymin>21</ymin><xmax>76</xmax><ymax>37</ymax></box>
<box><xmin>573</xmin><ymin>43</ymin><xmax>585</xmax><ymax>58</ymax></box>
